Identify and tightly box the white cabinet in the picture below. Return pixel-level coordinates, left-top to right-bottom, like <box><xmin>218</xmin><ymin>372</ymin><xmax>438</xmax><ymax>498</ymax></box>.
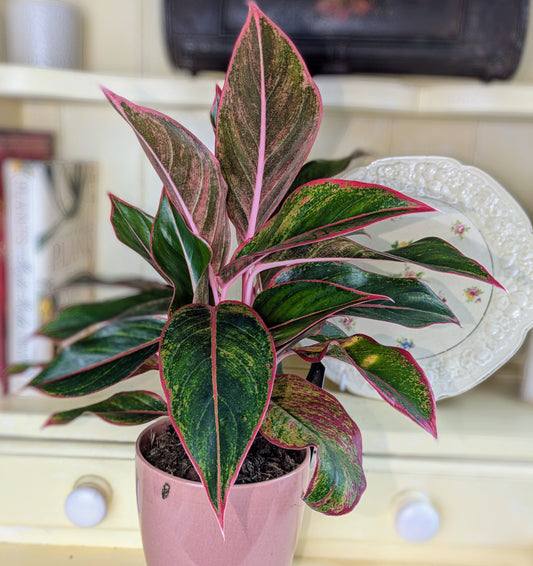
<box><xmin>1</xmin><ymin>370</ymin><xmax>533</xmax><ymax>564</ymax></box>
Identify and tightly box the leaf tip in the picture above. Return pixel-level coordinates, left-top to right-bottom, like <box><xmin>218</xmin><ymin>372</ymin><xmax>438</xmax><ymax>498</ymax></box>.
<box><xmin>42</xmin><ymin>415</ymin><xmax>57</xmax><ymax>429</ymax></box>
<box><xmin>427</xmin><ymin>418</ymin><xmax>438</xmax><ymax>439</ymax></box>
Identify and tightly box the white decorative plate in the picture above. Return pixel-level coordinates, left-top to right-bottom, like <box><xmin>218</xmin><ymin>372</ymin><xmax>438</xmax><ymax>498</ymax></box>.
<box><xmin>323</xmin><ymin>156</ymin><xmax>533</xmax><ymax>400</ymax></box>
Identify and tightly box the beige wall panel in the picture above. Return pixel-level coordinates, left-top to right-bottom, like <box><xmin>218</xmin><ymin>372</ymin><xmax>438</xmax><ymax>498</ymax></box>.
<box><xmin>141</xmin><ymin>0</ymin><xmax>175</xmax><ymax>76</ymax></box>
<box><xmin>58</xmin><ymin>103</ymin><xmax>148</xmax><ymax>278</ymax></box>
<box><xmin>389</xmin><ymin>117</ymin><xmax>477</xmax><ymax>163</ymax></box>
<box><xmin>473</xmin><ymin>120</ymin><xmax>533</xmax><ymax>221</ymax></box>
<box><xmin>314</xmin><ymin>110</ymin><xmax>393</xmax><ymax>161</ymax></box>
<box><xmin>67</xmin><ymin>0</ymin><xmax>143</xmax><ymax>73</ymax></box>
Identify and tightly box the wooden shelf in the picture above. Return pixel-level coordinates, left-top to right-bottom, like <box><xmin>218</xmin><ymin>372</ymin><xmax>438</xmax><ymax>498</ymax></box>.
<box><xmin>2</xmin><ymin>63</ymin><xmax>533</xmax><ymax>118</ymax></box>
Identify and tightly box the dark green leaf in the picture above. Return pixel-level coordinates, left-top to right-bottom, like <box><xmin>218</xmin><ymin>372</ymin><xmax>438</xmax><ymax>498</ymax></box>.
<box><xmin>58</xmin><ymin>273</ymin><xmax>170</xmax><ymax>293</ymax></box>
<box><xmin>210</xmin><ymin>85</ymin><xmax>222</xmax><ymax>130</ymax></box>
<box><xmin>151</xmin><ymin>190</ymin><xmax>212</xmax><ymax>313</ymax></box>
<box><xmin>30</xmin><ymin>317</ymin><xmax>165</xmax><ymax>396</ymax></box>
<box><xmin>269</xmin><ymin>151</ymin><xmax>367</xmax><ymax>219</ymax></box>
<box><xmin>383</xmin><ymin>237</ymin><xmax>504</xmax><ymax>289</ymax></box>
<box><xmin>272</xmin><ymin>262</ymin><xmax>458</xmax><ymax>327</ymax></box>
<box><xmin>290</xmin><ymin>152</ymin><xmax>366</xmax><ymax>193</ymax></box>
<box><xmin>39</xmin><ymin>289</ymin><xmax>172</xmax><ymax>339</ymax></box>
<box><xmin>253</xmin><ymin>280</ymin><xmax>387</xmax><ymax>347</ymax></box>
<box><xmin>46</xmin><ymin>391</ymin><xmax>167</xmax><ymax>426</ymax></box>
<box><xmin>110</xmin><ymin>195</ymin><xmax>160</xmax><ymax>273</ymax></box>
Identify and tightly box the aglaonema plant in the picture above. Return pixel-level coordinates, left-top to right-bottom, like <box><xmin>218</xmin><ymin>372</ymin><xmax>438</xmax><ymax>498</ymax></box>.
<box><xmin>30</xmin><ymin>3</ymin><xmax>502</xmax><ymax>531</ymax></box>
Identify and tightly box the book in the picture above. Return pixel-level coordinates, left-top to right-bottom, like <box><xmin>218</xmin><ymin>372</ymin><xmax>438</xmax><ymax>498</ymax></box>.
<box><xmin>2</xmin><ymin>159</ymin><xmax>97</xmax><ymax>394</ymax></box>
<box><xmin>0</xmin><ymin>130</ymin><xmax>54</xmax><ymax>394</ymax></box>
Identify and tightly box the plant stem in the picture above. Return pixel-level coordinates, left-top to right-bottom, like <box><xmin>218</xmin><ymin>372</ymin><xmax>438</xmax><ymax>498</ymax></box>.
<box><xmin>242</xmin><ymin>269</ymin><xmax>255</xmax><ymax>305</ymax></box>
<box><xmin>209</xmin><ymin>266</ymin><xmax>221</xmax><ymax>305</ymax></box>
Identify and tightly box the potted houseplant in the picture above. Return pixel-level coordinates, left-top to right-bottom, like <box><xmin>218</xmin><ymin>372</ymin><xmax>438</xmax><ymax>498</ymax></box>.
<box><xmin>29</xmin><ymin>4</ymin><xmax>501</xmax><ymax>565</ymax></box>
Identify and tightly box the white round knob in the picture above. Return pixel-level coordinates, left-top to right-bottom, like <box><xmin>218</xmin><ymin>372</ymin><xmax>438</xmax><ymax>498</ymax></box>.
<box><xmin>395</xmin><ymin>496</ymin><xmax>440</xmax><ymax>543</ymax></box>
<box><xmin>65</xmin><ymin>476</ymin><xmax>111</xmax><ymax>528</ymax></box>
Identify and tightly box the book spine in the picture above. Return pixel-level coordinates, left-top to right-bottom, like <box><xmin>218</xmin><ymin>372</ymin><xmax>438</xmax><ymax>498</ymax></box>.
<box><xmin>3</xmin><ymin>159</ymin><xmax>97</xmax><ymax>395</ymax></box>
<box><xmin>0</xmin><ymin>130</ymin><xmax>54</xmax><ymax>394</ymax></box>
<box><xmin>3</xmin><ymin>160</ymin><xmax>53</xmax><ymax>381</ymax></box>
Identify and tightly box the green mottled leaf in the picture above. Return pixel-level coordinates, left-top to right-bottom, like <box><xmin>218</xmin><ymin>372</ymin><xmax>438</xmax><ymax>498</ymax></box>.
<box><xmin>270</xmin><ymin>152</ymin><xmax>365</xmax><ymax>219</ymax></box>
<box><xmin>159</xmin><ymin>301</ymin><xmax>275</xmax><ymax>529</ymax></box>
<box><xmin>151</xmin><ymin>190</ymin><xmax>212</xmax><ymax>313</ymax></box>
<box><xmin>215</xmin><ymin>4</ymin><xmax>321</xmax><ymax>240</ymax></box>
<box><xmin>295</xmin><ymin>336</ymin><xmax>437</xmax><ymax>437</ymax></box>
<box><xmin>272</xmin><ymin>262</ymin><xmax>458</xmax><ymax>327</ymax></box>
<box><xmin>30</xmin><ymin>317</ymin><xmax>165</xmax><ymax>396</ymax></box>
<box><xmin>39</xmin><ymin>289</ymin><xmax>172</xmax><ymax>339</ymax></box>
<box><xmin>221</xmin><ymin>235</ymin><xmax>369</xmax><ymax>285</ymax></box>
<box><xmin>237</xmin><ymin>180</ymin><xmax>434</xmax><ymax>259</ymax></box>
<box><xmin>261</xmin><ymin>374</ymin><xmax>366</xmax><ymax>514</ymax></box>
<box><xmin>46</xmin><ymin>391</ymin><xmax>167</xmax><ymax>426</ymax></box>
<box><xmin>253</xmin><ymin>280</ymin><xmax>388</xmax><ymax>347</ymax></box>
<box><xmin>103</xmin><ymin>88</ymin><xmax>230</xmax><ymax>272</ymax></box>
<box><xmin>290</xmin><ymin>152</ymin><xmax>365</xmax><ymax>193</ymax></box>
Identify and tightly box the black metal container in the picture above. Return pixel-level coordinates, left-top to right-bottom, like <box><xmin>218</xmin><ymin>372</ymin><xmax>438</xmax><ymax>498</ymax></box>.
<box><xmin>164</xmin><ymin>0</ymin><xmax>528</xmax><ymax>80</ymax></box>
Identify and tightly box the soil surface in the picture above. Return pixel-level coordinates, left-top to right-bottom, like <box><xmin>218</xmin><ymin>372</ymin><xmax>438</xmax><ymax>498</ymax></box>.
<box><xmin>143</xmin><ymin>424</ymin><xmax>306</xmax><ymax>483</ymax></box>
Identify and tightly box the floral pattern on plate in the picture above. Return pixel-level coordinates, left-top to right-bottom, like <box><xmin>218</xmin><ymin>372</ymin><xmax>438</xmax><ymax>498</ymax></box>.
<box><xmin>322</xmin><ymin>156</ymin><xmax>533</xmax><ymax>400</ymax></box>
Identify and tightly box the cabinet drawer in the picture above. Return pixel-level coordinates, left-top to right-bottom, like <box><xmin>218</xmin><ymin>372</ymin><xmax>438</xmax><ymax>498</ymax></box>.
<box><xmin>298</xmin><ymin>456</ymin><xmax>533</xmax><ymax>565</ymax></box>
<box><xmin>0</xmin><ymin>451</ymin><xmax>141</xmax><ymax>547</ymax></box>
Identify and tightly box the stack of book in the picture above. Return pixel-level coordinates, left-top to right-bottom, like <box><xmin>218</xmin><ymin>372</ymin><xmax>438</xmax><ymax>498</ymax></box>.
<box><xmin>0</xmin><ymin>129</ymin><xmax>97</xmax><ymax>395</ymax></box>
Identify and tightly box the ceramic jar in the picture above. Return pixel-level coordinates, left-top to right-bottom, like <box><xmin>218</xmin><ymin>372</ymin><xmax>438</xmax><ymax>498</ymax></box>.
<box><xmin>136</xmin><ymin>418</ymin><xmax>310</xmax><ymax>566</ymax></box>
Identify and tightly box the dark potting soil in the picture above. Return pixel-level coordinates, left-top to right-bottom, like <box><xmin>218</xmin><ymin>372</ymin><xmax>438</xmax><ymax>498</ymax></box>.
<box><xmin>143</xmin><ymin>424</ymin><xmax>306</xmax><ymax>484</ymax></box>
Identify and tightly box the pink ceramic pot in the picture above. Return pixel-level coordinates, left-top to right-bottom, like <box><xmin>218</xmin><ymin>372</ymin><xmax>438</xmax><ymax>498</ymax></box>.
<box><xmin>136</xmin><ymin>418</ymin><xmax>310</xmax><ymax>566</ymax></box>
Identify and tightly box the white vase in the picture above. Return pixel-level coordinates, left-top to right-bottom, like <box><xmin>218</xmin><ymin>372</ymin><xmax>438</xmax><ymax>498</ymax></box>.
<box><xmin>4</xmin><ymin>0</ymin><xmax>82</xmax><ymax>69</ymax></box>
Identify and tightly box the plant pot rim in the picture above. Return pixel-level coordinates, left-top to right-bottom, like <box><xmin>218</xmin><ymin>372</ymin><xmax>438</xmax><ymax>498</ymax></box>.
<box><xmin>136</xmin><ymin>416</ymin><xmax>311</xmax><ymax>491</ymax></box>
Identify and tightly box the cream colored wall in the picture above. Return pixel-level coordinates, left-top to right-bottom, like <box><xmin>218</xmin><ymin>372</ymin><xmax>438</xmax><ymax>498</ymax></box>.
<box><xmin>316</xmin><ymin>112</ymin><xmax>533</xmax><ymax>220</ymax></box>
<box><xmin>4</xmin><ymin>0</ymin><xmax>533</xmax><ymax>279</ymax></box>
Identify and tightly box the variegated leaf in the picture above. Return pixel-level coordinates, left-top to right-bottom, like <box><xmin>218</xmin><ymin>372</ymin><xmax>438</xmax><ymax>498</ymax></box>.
<box><xmin>261</xmin><ymin>374</ymin><xmax>366</xmax><ymax>514</ymax></box>
<box><xmin>236</xmin><ymin>179</ymin><xmax>435</xmax><ymax>260</ymax></box>
<box><xmin>215</xmin><ymin>4</ymin><xmax>321</xmax><ymax>240</ymax></box>
<box><xmin>271</xmin><ymin>261</ymin><xmax>458</xmax><ymax>327</ymax></box>
<box><xmin>159</xmin><ymin>301</ymin><xmax>276</xmax><ymax>530</ymax></box>
<box><xmin>253</xmin><ymin>280</ymin><xmax>388</xmax><ymax>347</ymax></box>
<box><xmin>295</xmin><ymin>336</ymin><xmax>437</xmax><ymax>437</ymax></box>
<box><xmin>103</xmin><ymin>88</ymin><xmax>231</xmax><ymax>271</ymax></box>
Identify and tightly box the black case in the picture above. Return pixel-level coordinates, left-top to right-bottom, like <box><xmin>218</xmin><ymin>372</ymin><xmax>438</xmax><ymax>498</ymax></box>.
<box><xmin>164</xmin><ymin>0</ymin><xmax>528</xmax><ymax>80</ymax></box>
